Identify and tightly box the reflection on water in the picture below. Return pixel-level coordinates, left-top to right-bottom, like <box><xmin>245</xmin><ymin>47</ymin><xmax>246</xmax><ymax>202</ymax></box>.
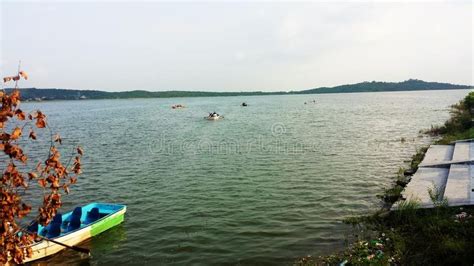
<box><xmin>21</xmin><ymin>90</ymin><xmax>470</xmax><ymax>265</ymax></box>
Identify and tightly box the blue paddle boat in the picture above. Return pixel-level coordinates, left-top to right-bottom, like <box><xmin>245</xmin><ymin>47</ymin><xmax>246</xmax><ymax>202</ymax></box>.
<box><xmin>22</xmin><ymin>203</ymin><xmax>126</xmax><ymax>263</ymax></box>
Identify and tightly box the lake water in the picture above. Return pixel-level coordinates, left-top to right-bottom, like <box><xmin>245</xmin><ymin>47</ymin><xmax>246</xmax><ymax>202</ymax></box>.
<box><xmin>22</xmin><ymin>90</ymin><xmax>469</xmax><ymax>265</ymax></box>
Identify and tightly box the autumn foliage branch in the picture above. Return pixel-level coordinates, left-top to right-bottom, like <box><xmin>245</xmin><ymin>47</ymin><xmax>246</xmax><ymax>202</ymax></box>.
<box><xmin>0</xmin><ymin>68</ymin><xmax>83</xmax><ymax>264</ymax></box>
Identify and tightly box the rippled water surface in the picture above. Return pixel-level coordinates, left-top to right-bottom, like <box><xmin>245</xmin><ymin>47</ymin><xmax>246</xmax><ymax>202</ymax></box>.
<box><xmin>23</xmin><ymin>90</ymin><xmax>469</xmax><ymax>265</ymax></box>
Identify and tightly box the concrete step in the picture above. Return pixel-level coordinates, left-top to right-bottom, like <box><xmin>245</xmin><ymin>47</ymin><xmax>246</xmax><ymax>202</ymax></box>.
<box><xmin>420</xmin><ymin>145</ymin><xmax>455</xmax><ymax>166</ymax></box>
<box><xmin>451</xmin><ymin>142</ymin><xmax>472</xmax><ymax>161</ymax></box>
<box><xmin>444</xmin><ymin>164</ymin><xmax>471</xmax><ymax>206</ymax></box>
<box><xmin>401</xmin><ymin>167</ymin><xmax>450</xmax><ymax>208</ymax></box>
<box><xmin>471</xmin><ymin>164</ymin><xmax>474</xmax><ymax>205</ymax></box>
<box><xmin>471</xmin><ymin>142</ymin><xmax>474</xmax><ymax>160</ymax></box>
<box><xmin>395</xmin><ymin>141</ymin><xmax>473</xmax><ymax>210</ymax></box>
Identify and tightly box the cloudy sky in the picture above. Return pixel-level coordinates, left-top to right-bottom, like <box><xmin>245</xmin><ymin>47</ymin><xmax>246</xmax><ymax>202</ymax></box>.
<box><xmin>1</xmin><ymin>1</ymin><xmax>472</xmax><ymax>92</ymax></box>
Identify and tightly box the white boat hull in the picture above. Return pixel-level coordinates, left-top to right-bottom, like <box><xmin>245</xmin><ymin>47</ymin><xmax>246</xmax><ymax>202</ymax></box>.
<box><xmin>206</xmin><ymin>116</ymin><xmax>222</xmax><ymax>120</ymax></box>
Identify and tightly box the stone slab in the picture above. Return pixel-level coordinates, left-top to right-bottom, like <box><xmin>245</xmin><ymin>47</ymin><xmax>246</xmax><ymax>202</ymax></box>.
<box><xmin>401</xmin><ymin>167</ymin><xmax>449</xmax><ymax>208</ymax></box>
<box><xmin>420</xmin><ymin>145</ymin><xmax>454</xmax><ymax>166</ymax></box>
<box><xmin>451</xmin><ymin>142</ymin><xmax>471</xmax><ymax>161</ymax></box>
<box><xmin>444</xmin><ymin>164</ymin><xmax>470</xmax><ymax>206</ymax></box>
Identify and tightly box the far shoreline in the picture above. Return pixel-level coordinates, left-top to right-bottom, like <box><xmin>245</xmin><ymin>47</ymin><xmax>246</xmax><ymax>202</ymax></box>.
<box><xmin>7</xmin><ymin>79</ymin><xmax>472</xmax><ymax>102</ymax></box>
<box><xmin>19</xmin><ymin>88</ymin><xmax>473</xmax><ymax>104</ymax></box>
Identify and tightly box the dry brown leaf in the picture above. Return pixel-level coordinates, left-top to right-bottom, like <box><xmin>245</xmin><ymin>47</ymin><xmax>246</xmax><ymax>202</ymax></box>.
<box><xmin>37</xmin><ymin>179</ymin><xmax>47</xmax><ymax>188</ymax></box>
<box><xmin>77</xmin><ymin>146</ymin><xmax>84</xmax><ymax>156</ymax></box>
<box><xmin>11</xmin><ymin>127</ymin><xmax>22</xmax><ymax>140</ymax></box>
<box><xmin>36</xmin><ymin>118</ymin><xmax>46</xmax><ymax>128</ymax></box>
<box><xmin>28</xmin><ymin>172</ymin><xmax>38</xmax><ymax>180</ymax></box>
<box><xmin>29</xmin><ymin>131</ymin><xmax>37</xmax><ymax>140</ymax></box>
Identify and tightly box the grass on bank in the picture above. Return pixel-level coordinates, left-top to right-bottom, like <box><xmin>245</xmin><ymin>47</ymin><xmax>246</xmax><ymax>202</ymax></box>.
<box><xmin>426</xmin><ymin>91</ymin><xmax>473</xmax><ymax>144</ymax></box>
<box><xmin>296</xmin><ymin>91</ymin><xmax>473</xmax><ymax>265</ymax></box>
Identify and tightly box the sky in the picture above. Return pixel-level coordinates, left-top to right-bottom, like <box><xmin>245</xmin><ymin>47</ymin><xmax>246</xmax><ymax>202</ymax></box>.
<box><xmin>1</xmin><ymin>1</ymin><xmax>472</xmax><ymax>92</ymax></box>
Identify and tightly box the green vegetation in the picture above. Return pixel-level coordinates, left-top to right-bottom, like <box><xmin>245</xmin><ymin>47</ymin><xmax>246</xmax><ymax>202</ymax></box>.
<box><xmin>425</xmin><ymin>91</ymin><xmax>474</xmax><ymax>144</ymax></box>
<box><xmin>410</xmin><ymin>146</ymin><xmax>429</xmax><ymax>171</ymax></box>
<box><xmin>296</xmin><ymin>79</ymin><xmax>471</xmax><ymax>94</ymax></box>
<box><xmin>297</xmin><ymin>92</ymin><xmax>474</xmax><ymax>265</ymax></box>
<box><xmin>11</xmin><ymin>88</ymin><xmax>285</xmax><ymax>101</ymax></box>
<box><xmin>365</xmin><ymin>204</ymin><xmax>474</xmax><ymax>265</ymax></box>
<box><xmin>9</xmin><ymin>79</ymin><xmax>471</xmax><ymax>101</ymax></box>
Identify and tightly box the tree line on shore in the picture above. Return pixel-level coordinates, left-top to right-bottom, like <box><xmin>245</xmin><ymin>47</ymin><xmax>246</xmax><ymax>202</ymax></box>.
<box><xmin>8</xmin><ymin>79</ymin><xmax>471</xmax><ymax>101</ymax></box>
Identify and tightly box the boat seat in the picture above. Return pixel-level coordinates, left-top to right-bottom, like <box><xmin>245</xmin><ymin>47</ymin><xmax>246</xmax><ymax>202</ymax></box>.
<box><xmin>46</xmin><ymin>222</ymin><xmax>61</xmax><ymax>238</ymax></box>
<box><xmin>52</xmin><ymin>213</ymin><xmax>62</xmax><ymax>224</ymax></box>
<box><xmin>67</xmin><ymin>215</ymin><xmax>82</xmax><ymax>232</ymax></box>
<box><xmin>41</xmin><ymin>213</ymin><xmax>63</xmax><ymax>237</ymax></box>
<box><xmin>87</xmin><ymin>207</ymin><xmax>101</xmax><ymax>223</ymax></box>
<box><xmin>72</xmin><ymin>207</ymin><xmax>82</xmax><ymax>217</ymax></box>
<box><xmin>27</xmin><ymin>221</ymin><xmax>38</xmax><ymax>233</ymax></box>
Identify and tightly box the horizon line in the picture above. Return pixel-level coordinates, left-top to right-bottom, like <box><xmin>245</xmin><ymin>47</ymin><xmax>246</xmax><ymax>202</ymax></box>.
<box><xmin>6</xmin><ymin>78</ymin><xmax>473</xmax><ymax>93</ymax></box>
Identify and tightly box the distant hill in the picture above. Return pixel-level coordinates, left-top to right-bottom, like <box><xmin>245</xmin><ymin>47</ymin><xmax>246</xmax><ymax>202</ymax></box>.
<box><xmin>295</xmin><ymin>79</ymin><xmax>471</xmax><ymax>94</ymax></box>
<box><xmin>7</xmin><ymin>88</ymin><xmax>285</xmax><ymax>101</ymax></box>
<box><xmin>7</xmin><ymin>79</ymin><xmax>472</xmax><ymax>101</ymax></box>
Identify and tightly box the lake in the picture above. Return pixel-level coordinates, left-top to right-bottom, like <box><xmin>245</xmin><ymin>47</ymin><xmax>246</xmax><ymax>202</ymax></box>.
<box><xmin>22</xmin><ymin>90</ymin><xmax>469</xmax><ymax>265</ymax></box>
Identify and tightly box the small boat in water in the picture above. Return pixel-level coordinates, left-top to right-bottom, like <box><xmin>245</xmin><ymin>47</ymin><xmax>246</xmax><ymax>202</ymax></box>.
<box><xmin>172</xmin><ymin>104</ymin><xmax>185</xmax><ymax>109</ymax></box>
<box><xmin>23</xmin><ymin>203</ymin><xmax>126</xmax><ymax>263</ymax></box>
<box><xmin>206</xmin><ymin>112</ymin><xmax>223</xmax><ymax>120</ymax></box>
<box><xmin>206</xmin><ymin>116</ymin><xmax>221</xmax><ymax>120</ymax></box>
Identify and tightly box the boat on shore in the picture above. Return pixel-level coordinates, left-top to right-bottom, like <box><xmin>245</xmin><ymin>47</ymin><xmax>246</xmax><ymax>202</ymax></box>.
<box><xmin>22</xmin><ymin>203</ymin><xmax>126</xmax><ymax>263</ymax></box>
